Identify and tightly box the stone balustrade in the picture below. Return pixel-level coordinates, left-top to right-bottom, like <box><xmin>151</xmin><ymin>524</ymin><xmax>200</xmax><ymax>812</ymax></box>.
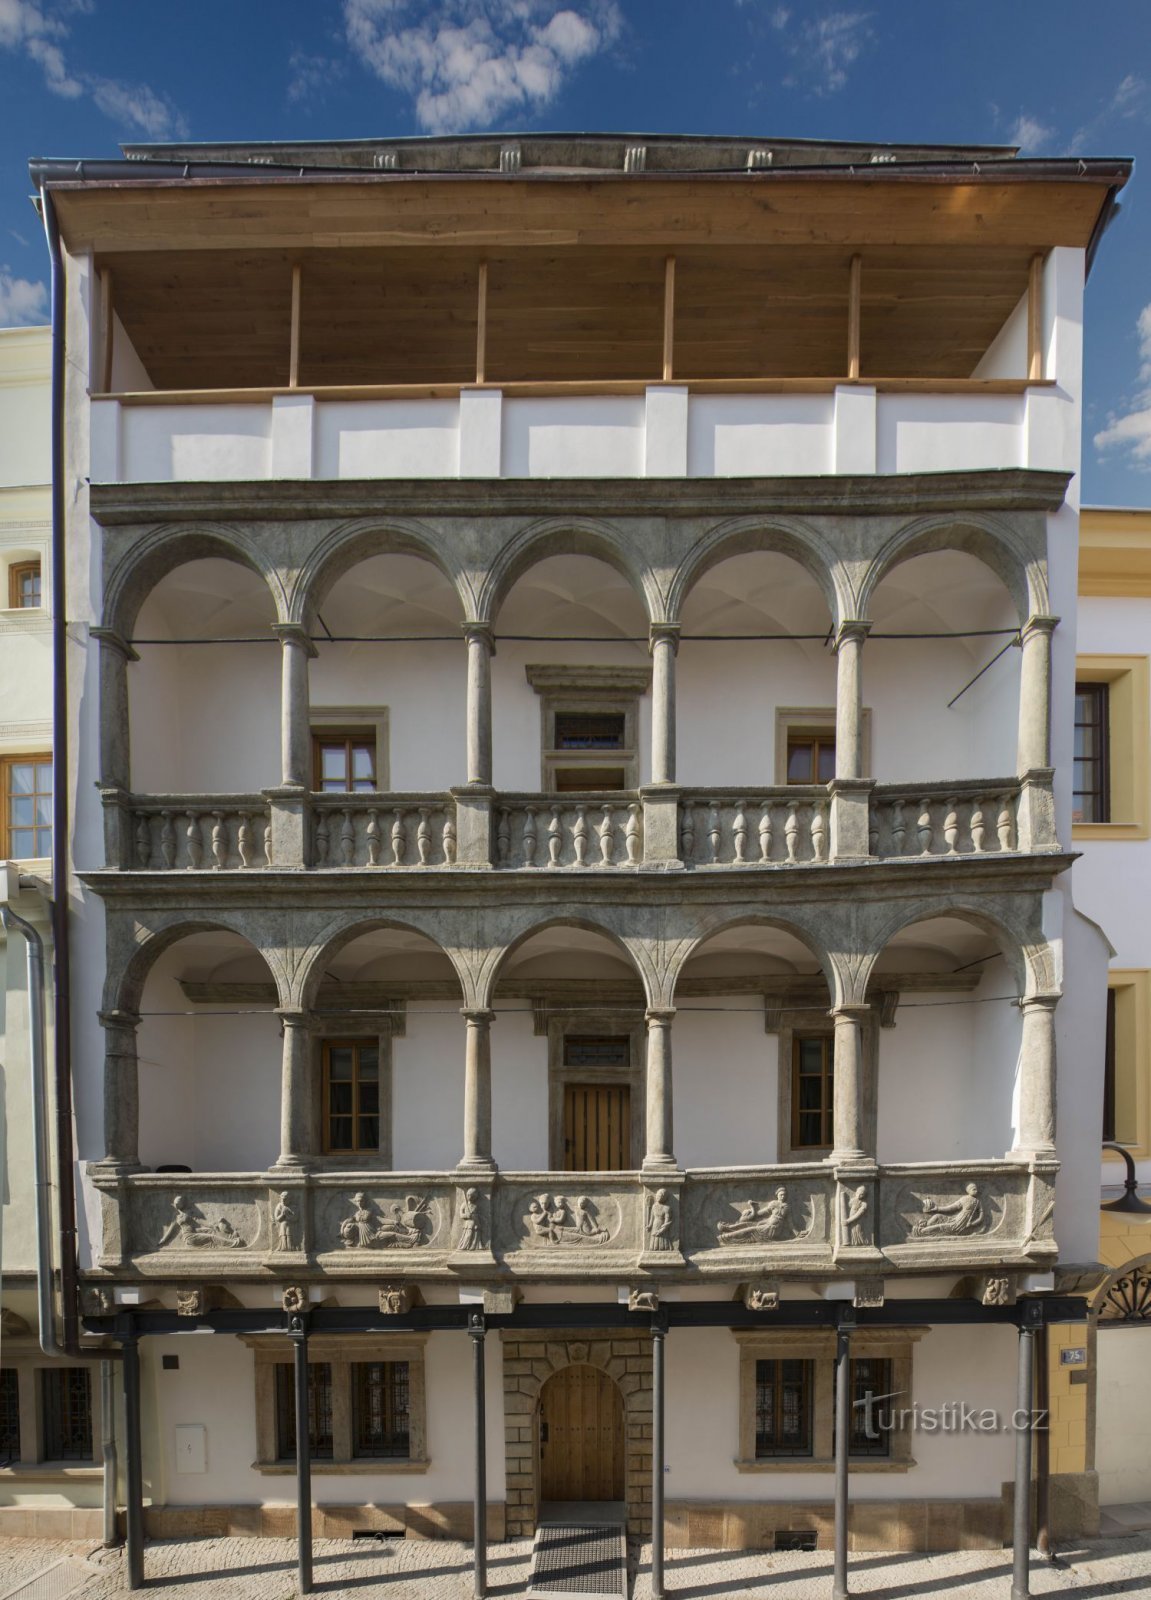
<box><xmin>90</xmin><ymin>1159</ymin><xmax>1055</xmax><ymax>1282</ymax></box>
<box><xmin>869</xmin><ymin>781</ymin><xmax>1021</xmax><ymax>860</ymax></box>
<box><xmin>495</xmin><ymin>794</ymin><xmax>643</xmax><ymax>870</ymax></box>
<box><xmin>125</xmin><ymin>797</ymin><xmax>273</xmax><ymax>871</ymax></box>
<box><xmin>311</xmin><ymin>794</ymin><xmax>457</xmax><ymax>869</ymax></box>
<box><xmin>104</xmin><ymin>777</ymin><xmax>1053</xmax><ymax>872</ymax></box>
<box><xmin>678</xmin><ymin>790</ymin><xmax>829</xmax><ymax>866</ymax></box>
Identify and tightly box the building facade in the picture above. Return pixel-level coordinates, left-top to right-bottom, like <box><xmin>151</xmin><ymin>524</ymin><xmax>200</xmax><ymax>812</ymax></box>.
<box><xmin>8</xmin><ymin>133</ymin><xmax>1133</xmax><ymax>1566</ymax></box>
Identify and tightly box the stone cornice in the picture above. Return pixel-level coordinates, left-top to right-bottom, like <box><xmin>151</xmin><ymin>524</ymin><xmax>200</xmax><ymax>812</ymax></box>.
<box><xmin>89</xmin><ymin>469</ymin><xmax>1072</xmax><ymax>528</ymax></box>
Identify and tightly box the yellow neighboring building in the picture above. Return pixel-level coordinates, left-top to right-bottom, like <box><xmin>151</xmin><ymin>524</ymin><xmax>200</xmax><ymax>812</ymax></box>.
<box><xmin>1074</xmin><ymin>506</ymin><xmax>1151</xmax><ymax>1518</ymax></box>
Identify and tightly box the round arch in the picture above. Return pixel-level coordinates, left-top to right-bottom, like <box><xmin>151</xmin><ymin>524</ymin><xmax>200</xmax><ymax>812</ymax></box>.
<box><xmin>666</xmin><ymin>910</ymin><xmax>837</xmax><ymax>1006</ymax></box>
<box><xmin>102</xmin><ymin>524</ymin><xmax>287</xmax><ymax>640</ymax></box>
<box><xmin>478</xmin><ymin>517</ymin><xmax>659</xmax><ymax>627</ymax></box>
<box><xmin>667</xmin><ymin>516</ymin><xmax>845</xmax><ymax>628</ymax></box>
<box><xmin>1092</xmin><ymin>1251</ymin><xmax>1151</xmax><ymax>1323</ymax></box>
<box><xmin>859</xmin><ymin>513</ymin><xmax>1047</xmax><ymax>625</ymax></box>
<box><xmin>856</xmin><ymin>898</ymin><xmax>1056</xmax><ymax>1003</ymax></box>
<box><xmin>107</xmin><ymin>916</ymin><xmax>292</xmax><ymax>1016</ymax></box>
<box><xmin>477</xmin><ymin>912</ymin><xmax>656</xmax><ymax>1011</ymax></box>
<box><xmin>290</xmin><ymin>517</ymin><xmax>471</xmax><ymax>628</ymax></box>
<box><xmin>295</xmin><ymin>915</ymin><xmax>469</xmax><ymax>1011</ymax></box>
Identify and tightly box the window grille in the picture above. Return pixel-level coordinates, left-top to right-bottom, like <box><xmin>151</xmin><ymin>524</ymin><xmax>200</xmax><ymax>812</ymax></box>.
<box><xmin>40</xmin><ymin>1369</ymin><xmax>93</xmax><ymax>1461</ymax></box>
<box><xmin>0</xmin><ymin>1369</ymin><xmax>20</xmax><ymax>1464</ymax></box>
<box><xmin>275</xmin><ymin>1362</ymin><xmax>334</xmax><ymax>1460</ymax></box>
<box><xmin>832</xmin><ymin>1357</ymin><xmax>895</xmax><ymax>1459</ymax></box>
<box><xmin>562</xmin><ymin>1035</ymin><xmax>631</xmax><ymax>1069</ymax></box>
<box><xmin>754</xmin><ymin>1359</ymin><xmax>813</xmax><ymax>1458</ymax></box>
<box><xmin>351</xmin><ymin>1361</ymin><xmax>411</xmax><ymax>1458</ymax></box>
<box><xmin>1073</xmin><ymin>683</ymin><xmax>1110</xmax><ymax>823</ymax></box>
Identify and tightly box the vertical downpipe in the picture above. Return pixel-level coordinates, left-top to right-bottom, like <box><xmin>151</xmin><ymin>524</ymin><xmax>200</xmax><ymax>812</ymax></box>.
<box><xmin>471</xmin><ymin>1313</ymin><xmax>487</xmax><ymax>1600</ymax></box>
<box><xmin>651</xmin><ymin>1314</ymin><xmax>667</xmax><ymax>1600</ymax></box>
<box><xmin>122</xmin><ymin>1328</ymin><xmax>144</xmax><ymax>1590</ymax></box>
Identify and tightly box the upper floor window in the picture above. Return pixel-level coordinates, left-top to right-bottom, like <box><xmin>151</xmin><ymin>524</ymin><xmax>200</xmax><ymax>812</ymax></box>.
<box><xmin>791</xmin><ymin>1035</ymin><xmax>834</xmax><ymax>1151</ymax></box>
<box><xmin>313</xmin><ymin>731</ymin><xmax>377</xmax><ymax>793</ymax></box>
<box><xmin>322</xmin><ymin>1038</ymin><xmax>381</xmax><ymax>1156</ymax></box>
<box><xmin>8</xmin><ymin>560</ymin><xmax>41</xmax><ymax>610</ymax></box>
<box><xmin>786</xmin><ymin>731</ymin><xmax>836</xmax><ymax>785</ymax></box>
<box><xmin>1</xmin><ymin>755</ymin><xmax>52</xmax><ymax>860</ymax></box>
<box><xmin>527</xmin><ymin>666</ymin><xmax>649</xmax><ymax>793</ymax></box>
<box><xmin>1074</xmin><ymin>683</ymin><xmax>1110</xmax><ymax>823</ymax></box>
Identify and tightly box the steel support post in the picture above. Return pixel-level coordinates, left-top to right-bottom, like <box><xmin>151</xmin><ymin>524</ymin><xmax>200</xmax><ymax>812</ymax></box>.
<box><xmin>1011</xmin><ymin>1317</ymin><xmax>1037</xmax><ymax>1599</ymax></box>
<box><xmin>652</xmin><ymin>1314</ymin><xmax>667</xmax><ymax>1600</ymax></box>
<box><xmin>292</xmin><ymin>1314</ymin><xmax>313</xmax><ymax>1595</ymax></box>
<box><xmin>833</xmin><ymin>1319</ymin><xmax>852</xmax><ymax>1600</ymax></box>
<box><xmin>470</xmin><ymin>1313</ymin><xmax>487</xmax><ymax>1600</ymax></box>
<box><xmin>122</xmin><ymin>1332</ymin><xmax>144</xmax><ymax>1590</ymax></box>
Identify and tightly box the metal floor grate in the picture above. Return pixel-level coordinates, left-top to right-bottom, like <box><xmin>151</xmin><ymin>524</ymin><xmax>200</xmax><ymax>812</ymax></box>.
<box><xmin>526</xmin><ymin>1523</ymin><xmax>627</xmax><ymax>1599</ymax></box>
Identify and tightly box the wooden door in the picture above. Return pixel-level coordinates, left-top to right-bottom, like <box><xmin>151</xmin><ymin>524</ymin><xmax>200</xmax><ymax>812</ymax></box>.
<box><xmin>539</xmin><ymin>1365</ymin><xmax>625</xmax><ymax>1502</ymax></box>
<box><xmin>563</xmin><ymin>1083</ymin><xmax>630</xmax><ymax>1171</ymax></box>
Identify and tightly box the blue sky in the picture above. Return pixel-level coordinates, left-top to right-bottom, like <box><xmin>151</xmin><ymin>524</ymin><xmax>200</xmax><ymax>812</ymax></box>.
<box><xmin>1</xmin><ymin>0</ymin><xmax>1149</xmax><ymax>504</ymax></box>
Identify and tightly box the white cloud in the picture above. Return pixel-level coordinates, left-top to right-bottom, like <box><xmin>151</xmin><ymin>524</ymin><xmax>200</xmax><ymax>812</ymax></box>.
<box><xmin>0</xmin><ymin>0</ymin><xmax>186</xmax><ymax>136</ymax></box>
<box><xmin>1070</xmin><ymin>73</ymin><xmax>1148</xmax><ymax>155</ymax></box>
<box><xmin>1007</xmin><ymin>113</ymin><xmax>1054</xmax><ymax>155</ymax></box>
<box><xmin>1093</xmin><ymin>303</ymin><xmax>1151</xmax><ymax>468</ymax></box>
<box><xmin>0</xmin><ymin>267</ymin><xmax>48</xmax><ymax>327</ymax></box>
<box><xmin>288</xmin><ymin>50</ymin><xmax>346</xmax><ymax>105</ymax></box>
<box><xmin>343</xmin><ymin>0</ymin><xmax>622</xmax><ymax>133</ymax></box>
<box><xmin>770</xmin><ymin>8</ymin><xmax>872</xmax><ymax>97</ymax></box>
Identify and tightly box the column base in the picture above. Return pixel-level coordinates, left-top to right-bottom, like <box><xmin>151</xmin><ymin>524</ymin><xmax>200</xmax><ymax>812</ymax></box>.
<box><xmin>641</xmin><ymin>1156</ymin><xmax>681</xmax><ymax>1174</ymax></box>
<box><xmin>86</xmin><ymin>1159</ymin><xmax>145</xmax><ymax>1180</ymax></box>
<box><xmin>454</xmin><ymin>1158</ymin><xmax>498</xmax><ymax>1175</ymax></box>
<box><xmin>271</xmin><ymin>1155</ymin><xmax>313</xmax><ymax>1172</ymax></box>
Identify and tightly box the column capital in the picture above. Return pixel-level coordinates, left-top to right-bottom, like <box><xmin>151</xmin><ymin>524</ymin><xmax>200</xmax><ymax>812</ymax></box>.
<box><xmin>276</xmin><ymin>1008</ymin><xmax>314</xmax><ymax>1030</ymax></box>
<box><xmin>646</xmin><ymin>1006</ymin><xmax>676</xmax><ymax>1026</ymax></box>
<box><xmin>462</xmin><ymin>620</ymin><xmax>496</xmax><ymax>654</ymax></box>
<box><xmin>834</xmin><ymin>619</ymin><xmax>871</xmax><ymax>650</ymax></box>
<box><xmin>1018</xmin><ymin>992</ymin><xmax>1060</xmax><ymax>1014</ymax></box>
<box><xmin>90</xmin><ymin>626</ymin><xmax>140</xmax><ymax>663</ymax></box>
<box><xmin>98</xmin><ymin>1007</ymin><xmax>140</xmax><ymax>1030</ymax></box>
<box><xmin>829</xmin><ymin>1002</ymin><xmax>871</xmax><ymax>1024</ymax></box>
<box><xmin>1020</xmin><ymin>613</ymin><xmax>1060</xmax><ymax>642</ymax></box>
<box><xmin>461</xmin><ymin>1007</ymin><xmax>497</xmax><ymax>1026</ymax></box>
<box><xmin>271</xmin><ymin>621</ymin><xmax>318</xmax><ymax>658</ymax></box>
<box><xmin>649</xmin><ymin>623</ymin><xmax>681</xmax><ymax>655</ymax></box>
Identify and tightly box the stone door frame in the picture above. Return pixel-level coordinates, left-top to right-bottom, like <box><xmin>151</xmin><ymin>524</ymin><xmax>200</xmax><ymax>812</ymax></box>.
<box><xmin>500</xmin><ymin>1329</ymin><xmax>653</xmax><ymax>1537</ymax></box>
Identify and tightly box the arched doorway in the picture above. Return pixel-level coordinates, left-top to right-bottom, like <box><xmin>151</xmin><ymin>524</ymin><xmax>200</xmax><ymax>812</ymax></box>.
<box><xmin>539</xmin><ymin>1364</ymin><xmax>625</xmax><ymax>1505</ymax></box>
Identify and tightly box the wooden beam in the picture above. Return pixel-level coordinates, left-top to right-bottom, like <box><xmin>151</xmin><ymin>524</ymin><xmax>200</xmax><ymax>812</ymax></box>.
<box><xmin>662</xmin><ymin>255</ymin><xmax>676</xmax><ymax>381</ymax></box>
<box><xmin>475</xmin><ymin>258</ymin><xmax>488</xmax><ymax>384</ymax></box>
<box><xmin>847</xmin><ymin>253</ymin><xmax>862</xmax><ymax>380</ymax></box>
<box><xmin>98</xmin><ymin>267</ymin><xmax>114</xmax><ymax>393</ymax></box>
<box><xmin>288</xmin><ymin>262</ymin><xmax>302</xmax><ymax>388</ymax></box>
<box><xmin>1027</xmin><ymin>252</ymin><xmax>1044</xmax><ymax>381</ymax></box>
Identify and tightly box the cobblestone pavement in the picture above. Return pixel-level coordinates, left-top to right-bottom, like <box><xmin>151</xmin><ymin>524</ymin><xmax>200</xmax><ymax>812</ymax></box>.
<box><xmin>2</xmin><ymin>1533</ymin><xmax>1151</xmax><ymax>1598</ymax></box>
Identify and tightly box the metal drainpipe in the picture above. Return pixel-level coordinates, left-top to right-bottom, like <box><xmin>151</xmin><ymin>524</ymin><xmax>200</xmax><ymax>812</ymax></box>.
<box><xmin>1035</xmin><ymin>1320</ymin><xmax>1051</xmax><ymax>1557</ymax></box>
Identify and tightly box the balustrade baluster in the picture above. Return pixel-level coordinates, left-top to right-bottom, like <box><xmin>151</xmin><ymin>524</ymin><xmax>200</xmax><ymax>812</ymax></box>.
<box><xmin>238</xmin><ymin>812</ymin><xmax>254</xmax><ymax>868</ymax></box>
<box><xmin>496</xmin><ymin>809</ymin><xmax>511</xmax><ymax>864</ymax></box>
<box><xmin>868</xmin><ymin>815</ymin><xmax>879</xmax><ymax>857</ymax></box>
<box><xmin>680</xmin><ymin>803</ymin><xmax>696</xmax><ymax>862</ymax></box>
<box><xmin>626</xmin><ymin>803</ymin><xmax>641</xmax><ymax>865</ymax></box>
<box><xmin>135</xmin><ymin>814</ymin><xmax>151</xmax><ymax>869</ymax></box>
<box><xmin>264</xmin><ymin>820</ymin><xmax>274</xmax><ymax>867</ymax></box>
<box><xmin>315</xmin><ymin>812</ymin><xmax>330</xmax><ymax>866</ymax></box>
<box><xmin>522</xmin><ymin>806</ymin><xmax>538</xmax><ymax>867</ymax></box>
<box><xmin>707</xmin><ymin>805</ymin><xmax>721</xmax><ymax>864</ymax></box>
<box><xmin>185</xmin><ymin>812</ymin><xmax>203</xmax><ymax>870</ymax></box>
<box><xmin>758</xmin><ymin>802</ymin><xmax>773</xmax><ymax>862</ymax></box>
<box><xmin>391</xmin><ymin>810</ymin><xmax>406</xmax><ymax>866</ymax></box>
<box><xmin>340</xmin><ymin>809</ymin><xmax>355</xmax><ymax>867</ymax></box>
<box><xmin>917</xmin><ymin>800</ymin><xmax>933</xmax><ymax>856</ymax></box>
<box><xmin>943</xmin><ymin>799</ymin><xmax>960</xmax><ymax>855</ymax></box>
<box><xmin>598</xmin><ymin>804</ymin><xmax>615</xmax><ymax>865</ymax></box>
<box><xmin>811</xmin><ymin>799</ymin><xmax>827</xmax><ymax>862</ymax></box>
<box><xmin>417</xmin><ymin>808</ymin><xmax>433</xmax><ymax>865</ymax></box>
<box><xmin>785</xmin><ymin>801</ymin><xmax>799</xmax><ymax>864</ymax></box>
<box><xmin>366</xmin><ymin>809</ymin><xmax>381</xmax><ymax>866</ymax></box>
<box><xmin>573</xmin><ymin>805</ymin><xmax>589</xmax><ymax>867</ymax></box>
<box><xmin>211</xmin><ymin>811</ymin><xmax>227</xmax><ymax>871</ymax></box>
<box><xmin>890</xmin><ymin>800</ymin><xmax>906</xmax><ymax>856</ymax></box>
<box><xmin>733</xmin><ymin>802</ymin><xmax>748</xmax><ymax>863</ymax></box>
<box><xmin>160</xmin><ymin>810</ymin><xmax>176</xmax><ymax>870</ymax></box>
<box><xmin>970</xmin><ymin>799</ymin><xmax>986</xmax><ymax>853</ymax></box>
<box><xmin>997</xmin><ymin>795</ymin><xmax>1015</xmax><ymax>852</ymax></box>
<box><xmin>443</xmin><ymin>814</ymin><xmax>457</xmax><ymax>864</ymax></box>
<box><xmin>548</xmin><ymin>806</ymin><xmax>563</xmax><ymax>867</ymax></box>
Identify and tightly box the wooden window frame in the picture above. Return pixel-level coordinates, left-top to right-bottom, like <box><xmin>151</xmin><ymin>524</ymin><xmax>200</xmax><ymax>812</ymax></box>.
<box><xmin>274</xmin><ymin>1360</ymin><xmax>334</xmax><ymax>1461</ymax></box>
<box><xmin>244</xmin><ymin>1334</ymin><xmax>428</xmax><ymax>1474</ymax></box>
<box><xmin>321</xmin><ymin>1037</ymin><xmax>387</xmax><ymax>1160</ymax></box>
<box><xmin>1073</xmin><ymin>681</ymin><xmax>1110</xmax><ymax>824</ymax></box>
<box><xmin>547</xmin><ymin>1011</ymin><xmax>645</xmax><ymax>1170</ymax></box>
<box><xmin>8</xmin><ymin>560</ymin><xmax>41</xmax><ymax>611</ymax></box>
<box><xmin>754</xmin><ymin>1357</ymin><xmax>815</xmax><ymax>1459</ymax></box>
<box><xmin>790</xmin><ymin>1034</ymin><xmax>835</xmax><ymax>1153</ymax></box>
<box><xmin>774</xmin><ymin>1010</ymin><xmax>877</xmax><ymax>1163</ymax></box>
<box><xmin>525</xmin><ymin>666</ymin><xmax>651</xmax><ymax>794</ymax></box>
<box><xmin>1103</xmin><ymin>971</ymin><xmax>1151</xmax><ymax>1158</ymax></box>
<box><xmin>309</xmin><ymin>706</ymin><xmax>390</xmax><ymax>792</ymax></box>
<box><xmin>351</xmin><ymin>1359</ymin><xmax>412</xmax><ymax>1460</ymax></box>
<box><xmin>0</xmin><ymin>752</ymin><xmax>52</xmax><ymax>862</ymax></box>
<box><xmin>735</xmin><ymin>1329</ymin><xmax>921</xmax><ymax>1473</ymax></box>
<box><xmin>774</xmin><ymin>707</ymin><xmax>871</xmax><ymax>786</ymax></box>
<box><xmin>1073</xmin><ymin>657</ymin><xmax>1151</xmax><ymax>841</ymax></box>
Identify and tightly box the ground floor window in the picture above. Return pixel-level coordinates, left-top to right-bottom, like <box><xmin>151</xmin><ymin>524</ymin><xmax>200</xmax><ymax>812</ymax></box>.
<box><xmin>737</xmin><ymin>1330</ymin><xmax>920</xmax><ymax>1471</ymax></box>
<box><xmin>0</xmin><ymin>1369</ymin><xmax>20</xmax><ymax>1464</ymax></box>
<box><xmin>246</xmin><ymin>1334</ymin><xmax>427</xmax><ymax>1472</ymax></box>
<box><xmin>0</xmin><ymin>1345</ymin><xmax>98</xmax><ymax>1472</ymax></box>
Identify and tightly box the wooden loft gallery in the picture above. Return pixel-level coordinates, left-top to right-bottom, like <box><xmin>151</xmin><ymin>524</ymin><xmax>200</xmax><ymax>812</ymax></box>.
<box><xmin>40</xmin><ymin>135</ymin><xmax>1129</xmax><ymax>398</ymax></box>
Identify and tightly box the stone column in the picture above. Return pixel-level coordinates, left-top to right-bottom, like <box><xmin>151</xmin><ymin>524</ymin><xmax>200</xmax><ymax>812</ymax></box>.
<box><xmin>649</xmin><ymin>626</ymin><xmax>680</xmax><ymax>786</ymax></box>
<box><xmin>834</xmin><ymin>621</ymin><xmax>870</xmax><ymax>780</ymax></box>
<box><xmin>459</xmin><ymin>1008</ymin><xmax>496</xmax><ymax>1171</ymax></box>
<box><xmin>830</xmin><ymin>1004</ymin><xmax>871</xmax><ymax>1163</ymax></box>
<box><xmin>276</xmin><ymin>1011</ymin><xmax>314</xmax><ymax>1168</ymax></box>
<box><xmin>1013</xmin><ymin>994</ymin><xmax>1058</xmax><ymax>1157</ymax></box>
<box><xmin>274</xmin><ymin>623</ymin><xmax>317</xmax><ymax>789</ymax></box>
<box><xmin>643</xmin><ymin>1008</ymin><xmax>677</xmax><ymax>1171</ymax></box>
<box><xmin>1016</xmin><ymin>615</ymin><xmax>1058</xmax><ymax>775</ymax></box>
<box><xmin>99</xmin><ymin>1009</ymin><xmax>141</xmax><ymax>1170</ymax></box>
<box><xmin>91</xmin><ymin>627</ymin><xmax>138</xmax><ymax>791</ymax></box>
<box><xmin>463</xmin><ymin>623</ymin><xmax>495</xmax><ymax>788</ymax></box>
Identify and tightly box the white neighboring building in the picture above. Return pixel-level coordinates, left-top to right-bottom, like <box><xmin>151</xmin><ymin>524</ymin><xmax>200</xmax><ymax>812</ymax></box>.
<box><xmin>7</xmin><ymin>131</ymin><xmax>1133</xmax><ymax>1573</ymax></box>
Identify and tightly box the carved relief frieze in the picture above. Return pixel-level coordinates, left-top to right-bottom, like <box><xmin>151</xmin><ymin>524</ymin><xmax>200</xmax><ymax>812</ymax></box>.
<box><xmin>643</xmin><ymin>1187</ymin><xmax>678</xmax><ymax>1254</ymax></box>
<box><xmin>271</xmin><ymin>1191</ymin><xmax>299</xmax><ymax>1252</ymax></box>
<box><xmin>156</xmin><ymin>1194</ymin><xmax>251</xmax><ymax>1252</ymax></box>
<box><xmin>838</xmin><ymin>1183</ymin><xmax>872</xmax><ymax>1248</ymax></box>
<box><xmin>454</xmin><ymin>1186</ymin><xmax>486</xmax><ymax>1252</ymax></box>
<box><xmin>716</xmin><ymin>1185</ymin><xmax>817</xmax><ymax>1247</ymax></box>
<box><xmin>905</xmin><ymin>1182</ymin><xmax>995</xmax><ymax>1239</ymax></box>
<box><xmin>337</xmin><ymin>1191</ymin><xmax>437</xmax><ymax>1251</ymax></box>
<box><xmin>743</xmin><ymin>1280</ymin><xmax>780</xmax><ymax>1312</ymax></box>
<box><xmin>522</xmin><ymin>1192</ymin><xmax>617</xmax><ymax>1247</ymax></box>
